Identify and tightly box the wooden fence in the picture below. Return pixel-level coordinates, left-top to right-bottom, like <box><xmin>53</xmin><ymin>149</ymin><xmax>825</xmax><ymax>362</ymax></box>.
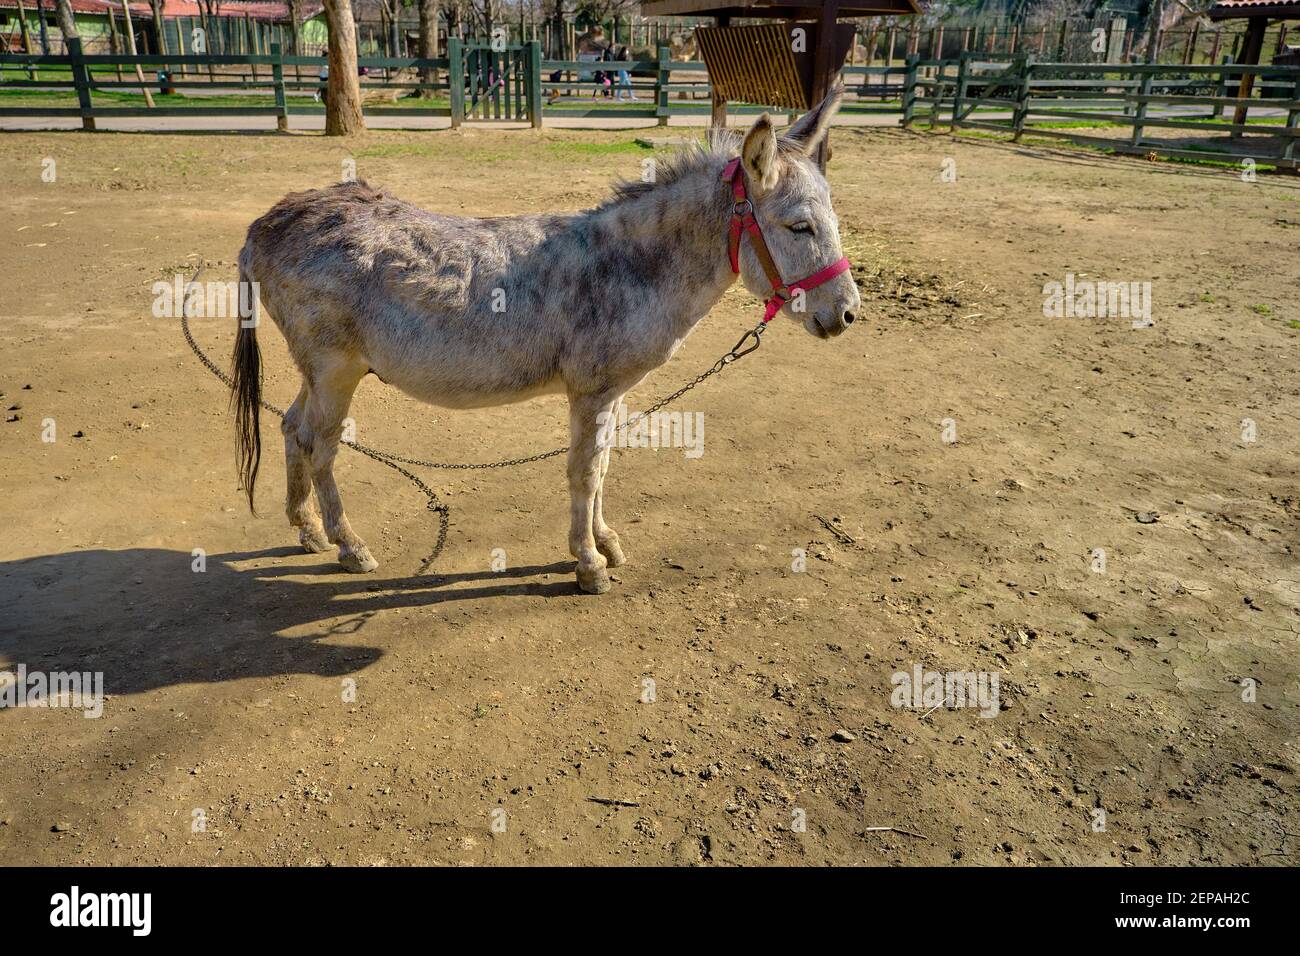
<box><xmin>0</xmin><ymin>39</ymin><xmax>909</xmax><ymax>128</ymax></box>
<box><xmin>904</xmin><ymin>53</ymin><xmax>1300</xmax><ymax>170</ymax></box>
<box><xmin>2</xmin><ymin>41</ymin><xmax>1297</xmax><ymax>171</ymax></box>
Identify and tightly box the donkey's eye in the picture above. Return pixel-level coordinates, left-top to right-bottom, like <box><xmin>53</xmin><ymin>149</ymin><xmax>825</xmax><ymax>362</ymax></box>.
<box><xmin>788</xmin><ymin>221</ymin><xmax>814</xmax><ymax>235</ymax></box>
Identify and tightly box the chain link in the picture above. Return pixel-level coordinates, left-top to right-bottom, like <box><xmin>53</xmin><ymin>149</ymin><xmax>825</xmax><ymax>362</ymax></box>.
<box><xmin>181</xmin><ymin>274</ymin><xmax>767</xmax><ymax>572</ymax></box>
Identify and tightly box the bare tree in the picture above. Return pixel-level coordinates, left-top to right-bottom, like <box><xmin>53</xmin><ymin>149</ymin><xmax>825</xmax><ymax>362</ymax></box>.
<box><xmin>288</xmin><ymin>0</ymin><xmax>306</xmax><ymax>54</ymax></box>
<box><xmin>323</xmin><ymin>0</ymin><xmax>366</xmax><ymax>134</ymax></box>
<box><xmin>149</xmin><ymin>0</ymin><xmax>165</xmax><ymax>54</ymax></box>
<box><xmin>378</xmin><ymin>0</ymin><xmax>404</xmax><ymax>54</ymax></box>
<box><xmin>52</xmin><ymin>0</ymin><xmax>78</xmax><ymax>47</ymax></box>
<box><xmin>418</xmin><ymin>0</ymin><xmax>440</xmax><ymax>97</ymax></box>
<box><xmin>546</xmin><ymin>0</ymin><xmax>570</xmax><ymax>57</ymax></box>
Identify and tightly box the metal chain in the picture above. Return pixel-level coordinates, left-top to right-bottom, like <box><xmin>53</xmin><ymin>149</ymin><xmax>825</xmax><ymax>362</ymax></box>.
<box><xmin>181</xmin><ymin>281</ymin><xmax>766</xmax><ymax>572</ymax></box>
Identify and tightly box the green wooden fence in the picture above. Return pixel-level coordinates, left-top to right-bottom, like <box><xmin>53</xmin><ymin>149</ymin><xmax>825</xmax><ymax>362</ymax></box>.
<box><xmin>0</xmin><ymin>38</ymin><xmax>911</xmax><ymax>129</ymax></box>
<box><xmin>3</xmin><ymin>41</ymin><xmax>1297</xmax><ymax>170</ymax></box>
<box><xmin>905</xmin><ymin>52</ymin><xmax>1300</xmax><ymax>170</ymax></box>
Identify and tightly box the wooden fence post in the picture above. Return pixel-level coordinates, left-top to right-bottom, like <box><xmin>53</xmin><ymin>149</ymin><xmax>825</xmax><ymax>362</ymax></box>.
<box><xmin>901</xmin><ymin>53</ymin><xmax>918</xmax><ymax>128</ymax></box>
<box><xmin>951</xmin><ymin>51</ymin><xmax>969</xmax><ymax>130</ymax></box>
<box><xmin>526</xmin><ymin>39</ymin><xmax>542</xmax><ymax>129</ymax></box>
<box><xmin>1212</xmin><ymin>54</ymin><xmax>1233</xmax><ymax>119</ymax></box>
<box><xmin>1283</xmin><ymin>73</ymin><xmax>1300</xmax><ymax>168</ymax></box>
<box><xmin>67</xmin><ymin>36</ymin><xmax>95</xmax><ymax>131</ymax></box>
<box><xmin>448</xmin><ymin>36</ymin><xmax>464</xmax><ymax>128</ymax></box>
<box><xmin>656</xmin><ymin>44</ymin><xmax>670</xmax><ymax>127</ymax></box>
<box><xmin>1012</xmin><ymin>54</ymin><xmax>1034</xmax><ymax>141</ymax></box>
<box><xmin>1130</xmin><ymin>68</ymin><xmax>1153</xmax><ymax>148</ymax></box>
<box><xmin>929</xmin><ymin>59</ymin><xmax>947</xmax><ymax>127</ymax></box>
<box><xmin>270</xmin><ymin>41</ymin><xmax>289</xmax><ymax>132</ymax></box>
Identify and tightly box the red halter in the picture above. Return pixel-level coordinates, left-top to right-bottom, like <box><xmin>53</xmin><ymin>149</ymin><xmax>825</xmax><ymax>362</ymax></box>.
<box><xmin>722</xmin><ymin>157</ymin><xmax>852</xmax><ymax>324</ymax></box>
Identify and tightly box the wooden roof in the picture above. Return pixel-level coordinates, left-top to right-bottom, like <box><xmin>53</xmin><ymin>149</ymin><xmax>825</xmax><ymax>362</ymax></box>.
<box><xmin>640</xmin><ymin>0</ymin><xmax>921</xmax><ymax>19</ymax></box>
<box><xmin>1208</xmin><ymin>0</ymin><xmax>1300</xmax><ymax>19</ymax></box>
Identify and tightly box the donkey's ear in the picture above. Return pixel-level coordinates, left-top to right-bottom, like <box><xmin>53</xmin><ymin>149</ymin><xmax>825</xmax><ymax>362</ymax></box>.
<box><xmin>742</xmin><ymin>113</ymin><xmax>779</xmax><ymax>192</ymax></box>
<box><xmin>783</xmin><ymin>83</ymin><xmax>844</xmax><ymax>155</ymax></box>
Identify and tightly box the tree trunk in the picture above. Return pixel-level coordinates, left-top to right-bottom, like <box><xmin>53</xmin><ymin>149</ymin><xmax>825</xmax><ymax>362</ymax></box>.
<box><xmin>149</xmin><ymin>0</ymin><xmax>165</xmax><ymax>55</ymax></box>
<box><xmin>323</xmin><ymin>0</ymin><xmax>365</xmax><ymax>135</ymax></box>
<box><xmin>52</xmin><ymin>0</ymin><xmax>78</xmax><ymax>48</ymax></box>
<box><xmin>418</xmin><ymin>0</ymin><xmax>439</xmax><ymax>98</ymax></box>
<box><xmin>547</xmin><ymin>2</ymin><xmax>563</xmax><ymax>59</ymax></box>
<box><xmin>1144</xmin><ymin>0</ymin><xmax>1165</xmax><ymax>64</ymax></box>
<box><xmin>288</xmin><ymin>0</ymin><xmax>303</xmax><ymax>54</ymax></box>
<box><xmin>119</xmin><ymin>0</ymin><xmax>156</xmax><ymax>107</ymax></box>
<box><xmin>15</xmin><ymin>0</ymin><xmax>35</xmax><ymax>55</ymax></box>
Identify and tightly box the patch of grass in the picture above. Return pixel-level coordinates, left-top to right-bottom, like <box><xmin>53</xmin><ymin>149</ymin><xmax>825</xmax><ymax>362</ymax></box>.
<box><xmin>354</xmin><ymin>142</ymin><xmax>436</xmax><ymax>159</ymax></box>
<box><xmin>1250</xmin><ymin>304</ymin><xmax>1273</xmax><ymax>316</ymax></box>
<box><xmin>1199</xmin><ymin>293</ymin><xmax>1216</xmax><ymax>303</ymax></box>
<box><xmin>1184</xmin><ymin>114</ymin><xmax>1287</xmax><ymax>127</ymax></box>
<box><xmin>1025</xmin><ymin>119</ymin><xmax>1123</xmax><ymax>130</ymax></box>
<box><xmin>0</xmin><ymin>87</ymin><xmax>282</xmax><ymax>108</ymax></box>
<box><xmin>541</xmin><ymin>140</ymin><xmax>652</xmax><ymax>157</ymax></box>
<box><xmin>1286</xmin><ymin>319</ymin><xmax>1300</xmax><ymax>330</ymax></box>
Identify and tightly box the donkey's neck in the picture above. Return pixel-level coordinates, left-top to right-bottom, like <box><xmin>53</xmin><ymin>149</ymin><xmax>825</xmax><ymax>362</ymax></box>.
<box><xmin>581</xmin><ymin>156</ymin><xmax>737</xmax><ymax>342</ymax></box>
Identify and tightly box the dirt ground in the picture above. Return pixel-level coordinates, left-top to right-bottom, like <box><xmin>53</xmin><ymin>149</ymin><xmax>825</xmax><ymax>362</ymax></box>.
<box><xmin>1</xmin><ymin>124</ymin><xmax>1297</xmax><ymax>866</ymax></box>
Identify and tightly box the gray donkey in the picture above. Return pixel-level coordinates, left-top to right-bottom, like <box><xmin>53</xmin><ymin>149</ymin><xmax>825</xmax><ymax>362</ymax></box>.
<box><xmin>231</xmin><ymin>87</ymin><xmax>861</xmax><ymax>594</ymax></box>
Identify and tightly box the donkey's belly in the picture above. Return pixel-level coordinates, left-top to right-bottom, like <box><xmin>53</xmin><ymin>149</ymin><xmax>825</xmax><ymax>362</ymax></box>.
<box><xmin>357</xmin><ymin>315</ymin><xmax>567</xmax><ymax>410</ymax></box>
<box><xmin>372</xmin><ymin>364</ymin><xmax>566</xmax><ymax>411</ymax></box>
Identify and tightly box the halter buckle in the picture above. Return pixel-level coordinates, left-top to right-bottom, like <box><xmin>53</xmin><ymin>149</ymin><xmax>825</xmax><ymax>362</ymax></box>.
<box><xmin>733</xmin><ymin>199</ymin><xmax>753</xmax><ymax>218</ymax></box>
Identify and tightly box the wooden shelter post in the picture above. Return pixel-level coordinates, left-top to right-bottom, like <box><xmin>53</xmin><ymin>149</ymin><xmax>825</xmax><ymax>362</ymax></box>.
<box><xmin>810</xmin><ymin>1</ymin><xmax>842</xmax><ymax>169</ymax></box>
<box><xmin>711</xmin><ymin>14</ymin><xmax>731</xmax><ymax>132</ymax></box>
<box><xmin>1232</xmin><ymin>16</ymin><xmax>1268</xmax><ymax>130</ymax></box>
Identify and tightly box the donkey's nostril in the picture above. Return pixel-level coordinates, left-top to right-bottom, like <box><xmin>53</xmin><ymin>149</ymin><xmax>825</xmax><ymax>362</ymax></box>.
<box><xmin>842</xmin><ymin>311</ymin><xmax>856</xmax><ymax>326</ymax></box>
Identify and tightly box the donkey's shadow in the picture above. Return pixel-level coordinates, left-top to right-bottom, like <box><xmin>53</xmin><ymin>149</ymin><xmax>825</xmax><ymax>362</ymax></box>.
<box><xmin>0</xmin><ymin>547</ymin><xmax>575</xmax><ymax>698</ymax></box>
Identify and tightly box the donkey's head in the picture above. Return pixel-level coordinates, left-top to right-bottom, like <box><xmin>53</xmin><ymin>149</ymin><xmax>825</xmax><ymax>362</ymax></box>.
<box><xmin>733</xmin><ymin>87</ymin><xmax>861</xmax><ymax>339</ymax></box>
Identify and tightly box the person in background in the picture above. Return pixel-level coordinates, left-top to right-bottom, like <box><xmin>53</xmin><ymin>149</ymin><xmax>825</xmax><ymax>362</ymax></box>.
<box><xmin>615</xmin><ymin>46</ymin><xmax>635</xmax><ymax>102</ymax></box>
<box><xmin>594</xmin><ymin>45</ymin><xmax>614</xmax><ymax>97</ymax></box>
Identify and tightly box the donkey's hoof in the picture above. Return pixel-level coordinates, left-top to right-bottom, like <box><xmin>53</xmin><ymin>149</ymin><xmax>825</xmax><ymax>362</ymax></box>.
<box><xmin>339</xmin><ymin>546</ymin><xmax>379</xmax><ymax>574</ymax></box>
<box><xmin>576</xmin><ymin>563</ymin><xmax>611</xmax><ymax>595</ymax></box>
<box><xmin>596</xmin><ymin>537</ymin><xmax>626</xmax><ymax>567</ymax></box>
<box><xmin>299</xmin><ymin>528</ymin><xmax>333</xmax><ymax>554</ymax></box>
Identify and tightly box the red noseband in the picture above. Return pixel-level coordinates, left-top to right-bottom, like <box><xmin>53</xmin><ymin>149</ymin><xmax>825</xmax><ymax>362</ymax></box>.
<box><xmin>721</xmin><ymin>157</ymin><xmax>852</xmax><ymax>324</ymax></box>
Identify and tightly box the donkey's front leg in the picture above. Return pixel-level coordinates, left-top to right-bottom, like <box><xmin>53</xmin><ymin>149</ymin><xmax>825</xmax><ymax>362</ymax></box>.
<box><xmin>592</xmin><ymin>393</ymin><xmax>625</xmax><ymax>567</ymax></box>
<box><xmin>567</xmin><ymin>392</ymin><xmax>620</xmax><ymax>594</ymax></box>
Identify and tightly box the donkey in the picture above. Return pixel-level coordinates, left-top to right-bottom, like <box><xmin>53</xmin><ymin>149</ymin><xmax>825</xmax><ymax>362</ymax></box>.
<box><xmin>231</xmin><ymin>87</ymin><xmax>860</xmax><ymax>594</ymax></box>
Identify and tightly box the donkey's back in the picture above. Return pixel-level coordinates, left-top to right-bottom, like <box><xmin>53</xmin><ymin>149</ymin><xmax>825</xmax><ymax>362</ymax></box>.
<box><xmin>241</xmin><ymin>181</ymin><xmax>574</xmax><ymax>409</ymax></box>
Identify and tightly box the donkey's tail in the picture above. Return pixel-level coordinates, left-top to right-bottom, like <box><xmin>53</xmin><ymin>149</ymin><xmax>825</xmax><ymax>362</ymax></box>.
<box><xmin>231</xmin><ymin>253</ymin><xmax>262</xmax><ymax>514</ymax></box>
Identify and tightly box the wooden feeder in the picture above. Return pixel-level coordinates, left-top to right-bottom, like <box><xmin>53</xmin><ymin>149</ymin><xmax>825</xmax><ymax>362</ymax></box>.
<box><xmin>641</xmin><ymin>0</ymin><xmax>922</xmax><ymax>166</ymax></box>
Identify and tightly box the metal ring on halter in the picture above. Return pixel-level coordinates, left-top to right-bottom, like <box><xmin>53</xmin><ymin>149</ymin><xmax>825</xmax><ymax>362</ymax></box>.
<box><xmin>733</xmin><ymin>199</ymin><xmax>754</xmax><ymax>217</ymax></box>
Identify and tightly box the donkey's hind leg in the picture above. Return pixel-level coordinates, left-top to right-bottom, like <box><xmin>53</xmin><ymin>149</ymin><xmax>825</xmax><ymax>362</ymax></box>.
<box><xmin>303</xmin><ymin>359</ymin><xmax>377</xmax><ymax>573</ymax></box>
<box><xmin>283</xmin><ymin>384</ymin><xmax>331</xmax><ymax>554</ymax></box>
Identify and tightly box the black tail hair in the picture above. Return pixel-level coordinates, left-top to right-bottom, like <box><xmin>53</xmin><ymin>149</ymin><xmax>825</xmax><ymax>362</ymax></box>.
<box><xmin>231</xmin><ymin>264</ymin><xmax>262</xmax><ymax>514</ymax></box>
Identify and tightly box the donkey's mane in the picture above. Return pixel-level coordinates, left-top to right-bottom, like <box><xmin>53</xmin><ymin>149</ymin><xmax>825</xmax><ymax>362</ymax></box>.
<box><xmin>600</xmin><ymin>127</ymin><xmax>807</xmax><ymax>211</ymax></box>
